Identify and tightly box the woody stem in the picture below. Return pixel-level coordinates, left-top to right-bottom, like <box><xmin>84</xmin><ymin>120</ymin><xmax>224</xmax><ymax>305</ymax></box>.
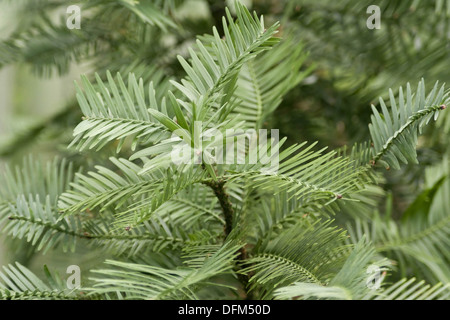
<box><xmin>204</xmin><ymin>179</ymin><xmax>254</xmax><ymax>299</ymax></box>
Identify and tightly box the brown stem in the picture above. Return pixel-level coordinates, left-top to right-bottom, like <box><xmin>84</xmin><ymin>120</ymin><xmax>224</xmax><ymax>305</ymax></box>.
<box><xmin>205</xmin><ymin>179</ymin><xmax>254</xmax><ymax>300</ymax></box>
